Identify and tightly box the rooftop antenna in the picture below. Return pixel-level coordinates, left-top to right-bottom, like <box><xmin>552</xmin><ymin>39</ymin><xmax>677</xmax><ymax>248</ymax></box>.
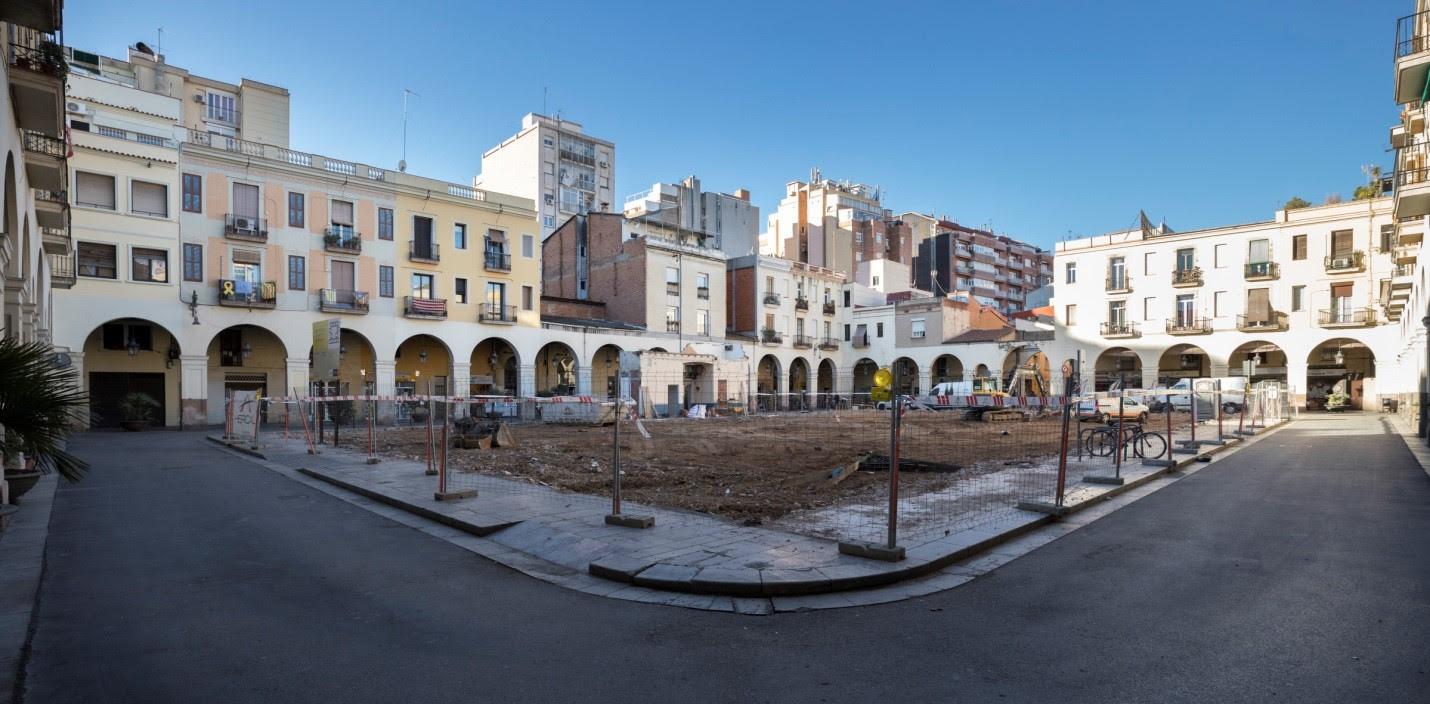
<box><xmin>400</xmin><ymin>88</ymin><xmax>420</xmax><ymax>172</ymax></box>
<box><xmin>542</xmin><ymin>86</ymin><xmax>548</xmax><ymax>116</ymax></box>
<box><xmin>156</xmin><ymin>27</ymin><xmax>162</xmax><ymax>59</ymax></box>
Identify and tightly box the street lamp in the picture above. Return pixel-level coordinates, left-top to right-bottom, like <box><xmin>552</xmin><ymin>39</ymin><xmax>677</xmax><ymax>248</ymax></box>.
<box><xmin>125</xmin><ymin>338</ymin><xmax>139</xmax><ymax>357</ymax></box>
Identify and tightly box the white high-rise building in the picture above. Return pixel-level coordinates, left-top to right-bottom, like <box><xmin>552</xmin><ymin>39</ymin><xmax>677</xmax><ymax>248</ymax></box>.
<box><xmin>623</xmin><ymin>176</ymin><xmax>759</xmax><ymax>256</ymax></box>
<box><xmin>475</xmin><ymin>113</ymin><xmax>615</xmax><ymax>240</ymax></box>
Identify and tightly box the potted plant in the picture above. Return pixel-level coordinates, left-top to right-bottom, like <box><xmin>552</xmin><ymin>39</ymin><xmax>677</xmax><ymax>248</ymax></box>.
<box><xmin>0</xmin><ymin>337</ymin><xmax>91</xmax><ymax>488</ymax></box>
<box><xmin>118</xmin><ymin>392</ymin><xmax>161</xmax><ymax>431</ymax></box>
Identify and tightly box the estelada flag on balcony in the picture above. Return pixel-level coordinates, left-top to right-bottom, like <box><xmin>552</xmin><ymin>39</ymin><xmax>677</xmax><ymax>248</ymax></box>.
<box><xmin>410</xmin><ymin>297</ymin><xmax>445</xmax><ymax>314</ymax></box>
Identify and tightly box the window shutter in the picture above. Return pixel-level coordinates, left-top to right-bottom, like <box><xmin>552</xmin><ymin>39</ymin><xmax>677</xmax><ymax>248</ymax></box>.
<box><xmin>232</xmin><ymin>248</ymin><xmax>262</xmax><ymax>265</ymax></box>
<box><xmin>331</xmin><ymin>200</ymin><xmax>354</xmax><ymax>226</ymax></box>
<box><xmin>77</xmin><ymin>172</ymin><xmax>115</xmax><ymax>209</ymax></box>
<box><xmin>1247</xmin><ymin>288</ymin><xmax>1270</xmax><ymax>321</ymax></box>
<box><xmin>1330</xmin><ymin>282</ymin><xmax>1353</xmax><ymax>298</ymax></box>
<box><xmin>233</xmin><ymin>183</ymin><xmax>259</xmax><ymax>218</ymax></box>
<box><xmin>132</xmin><ymin>182</ymin><xmax>167</xmax><ymax>216</ymax></box>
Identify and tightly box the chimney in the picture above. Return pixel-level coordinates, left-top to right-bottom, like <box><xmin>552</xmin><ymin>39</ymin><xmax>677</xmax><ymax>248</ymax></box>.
<box><xmin>733</xmin><ymin>189</ymin><xmax>750</xmax><ymax>201</ymax></box>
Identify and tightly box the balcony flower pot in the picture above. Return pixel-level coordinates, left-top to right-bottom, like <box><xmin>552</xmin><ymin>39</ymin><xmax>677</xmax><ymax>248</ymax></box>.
<box><xmin>118</xmin><ymin>391</ymin><xmax>161</xmax><ymax>431</ymax></box>
<box><xmin>4</xmin><ymin>469</ymin><xmax>42</xmax><ymax>502</ymax></box>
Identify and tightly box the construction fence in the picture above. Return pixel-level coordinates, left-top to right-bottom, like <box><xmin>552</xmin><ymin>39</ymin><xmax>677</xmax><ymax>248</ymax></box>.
<box><xmin>222</xmin><ymin>375</ymin><xmax>1294</xmax><ymax>557</ymax></box>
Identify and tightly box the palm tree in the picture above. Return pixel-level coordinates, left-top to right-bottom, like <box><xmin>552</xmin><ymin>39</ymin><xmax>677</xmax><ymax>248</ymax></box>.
<box><xmin>0</xmin><ymin>337</ymin><xmax>89</xmax><ymax>482</ymax></box>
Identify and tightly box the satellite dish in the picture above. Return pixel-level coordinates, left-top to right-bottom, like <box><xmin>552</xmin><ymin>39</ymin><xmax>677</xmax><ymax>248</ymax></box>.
<box><xmin>398</xmin><ymin>159</ymin><xmax>407</xmax><ymax>172</ymax></box>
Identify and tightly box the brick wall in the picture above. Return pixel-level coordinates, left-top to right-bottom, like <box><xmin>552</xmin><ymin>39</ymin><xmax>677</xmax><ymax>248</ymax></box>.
<box><xmin>726</xmin><ymin>265</ymin><xmax>756</xmax><ymax>333</ymax></box>
<box><xmin>540</xmin><ymin>296</ymin><xmax>607</xmax><ymax>320</ymax></box>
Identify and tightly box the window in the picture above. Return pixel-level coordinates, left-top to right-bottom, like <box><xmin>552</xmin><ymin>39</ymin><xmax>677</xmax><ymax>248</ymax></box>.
<box><xmin>1065</xmin><ymin>304</ymin><xmax>1077</xmax><ymax>325</ymax></box>
<box><xmin>696</xmin><ymin>272</ymin><xmax>709</xmax><ymax>298</ymax></box>
<box><xmin>697</xmin><ymin>309</ymin><xmax>710</xmax><ymax>336</ymax></box>
<box><xmin>872</xmin><ymin>275</ymin><xmax>880</xmax><ymax>287</ymax></box>
<box><xmin>1246</xmin><ymin>288</ymin><xmax>1271</xmax><ymax>320</ymax></box>
<box><xmin>1213</xmin><ymin>244</ymin><xmax>1227</xmax><ymax>268</ymax></box>
<box><xmin>876</xmin><ymin>322</ymin><xmax>884</xmax><ymax>338</ymax></box>
<box><xmin>287</xmin><ymin>255</ymin><xmax>305</xmax><ymax>290</ymax></box>
<box><xmin>454</xmin><ymin>223</ymin><xmax>467</xmax><ymax>249</ymax></box>
<box><xmin>379</xmin><ymin>266</ymin><xmax>394</xmax><ymax>298</ymax></box>
<box><xmin>911</xmin><ymin>318</ymin><xmax>926</xmax><ymax>339</ymax></box>
<box><xmin>183</xmin><ymin>243</ymin><xmax>203</xmax><ymax>282</ymax></box>
<box><xmin>1291</xmin><ymin>285</ymin><xmax>1305</xmax><ymax>311</ymax></box>
<box><xmin>665</xmin><ymin>306</ymin><xmax>679</xmax><ymax>330</ymax></box>
<box><xmin>522</xmin><ymin>234</ymin><xmax>534</xmax><ymax>258</ymax></box>
<box><xmin>1213</xmin><ymin>291</ymin><xmax>1226</xmax><ymax>317</ymax></box>
<box><xmin>1292</xmin><ymin>235</ymin><xmax>1307</xmax><ymax>260</ymax></box>
<box><xmin>231</xmin><ymin>249</ymin><xmax>262</xmax><ymax>283</ymax></box>
<box><xmin>1108</xmin><ymin>256</ymin><xmax>1126</xmax><ymax>288</ymax></box>
<box><xmin>1108</xmin><ymin>300</ymin><xmax>1126</xmax><ymax>324</ymax></box>
<box><xmin>75</xmin><ymin>172</ymin><xmax>116</xmax><ymax>210</ymax></box>
<box><xmin>1144</xmin><ymin>252</ymin><xmax>1154</xmax><ymax>275</ymax></box>
<box><xmin>1175</xmin><ymin>248</ymin><xmax>1195</xmax><ymax>272</ymax></box>
<box><xmin>130</xmin><ymin>181</ymin><xmax>168</xmax><ymax>217</ymax></box>
<box><xmin>102</xmin><ymin>322</ymin><xmax>151</xmax><ymax>352</ymax></box>
<box><xmin>232</xmin><ymin>183</ymin><xmax>260</xmax><ymax>219</ymax></box>
<box><xmin>206</xmin><ymin>92</ymin><xmax>236</xmax><ymax>123</ymax></box>
<box><xmin>378</xmin><ymin>208</ymin><xmax>394</xmax><ymax>240</ymax></box>
<box><xmin>522</xmin><ymin>285</ymin><xmax>534</xmax><ymax>311</ymax></box>
<box><xmin>843</xmin><ymin>290</ymin><xmax>851</xmax><ymax>306</ymax></box>
<box><xmin>1380</xmin><ymin>224</ymin><xmax>1395</xmax><ymax>252</ymax></box>
<box><xmin>454</xmin><ymin>277</ymin><xmax>468</xmax><ymax>304</ymax></box>
<box><xmin>78</xmin><ymin>242</ymin><xmax>117</xmax><ymax>279</ymax></box>
<box><xmin>1143</xmin><ymin>297</ymin><xmax>1155</xmax><ymax>321</ymax></box>
<box><xmin>412</xmin><ymin>273</ymin><xmax>436</xmax><ymax>299</ymax></box>
<box><xmin>1175</xmin><ymin>294</ymin><xmax>1196</xmax><ymax>325</ymax></box>
<box><xmin>1065</xmin><ymin>262</ymin><xmax>1077</xmax><ymax>284</ymax></box>
<box><xmin>330</xmin><ymin>200</ymin><xmax>354</xmax><ymax>236</ymax></box>
<box><xmin>182</xmin><ymin>173</ymin><xmax>202</xmax><ymax>213</ymax></box>
<box><xmin>1331</xmin><ymin>282</ymin><xmax>1354</xmax><ymax>320</ymax></box>
<box><xmin>131</xmin><ymin>247</ymin><xmax>168</xmax><ymax>282</ymax></box>
<box><xmin>288</xmin><ymin>192</ymin><xmax>305</xmax><ymax>228</ymax></box>
<box><xmin>1248</xmin><ymin>239</ymin><xmax>1270</xmax><ymax>264</ymax></box>
<box><xmin>844</xmin><ymin>324</ymin><xmax>851</xmax><ymax>341</ymax></box>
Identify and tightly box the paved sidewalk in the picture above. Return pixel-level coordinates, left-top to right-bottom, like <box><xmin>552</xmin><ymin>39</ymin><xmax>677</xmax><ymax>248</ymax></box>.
<box><xmin>217</xmin><ymin>409</ymin><xmax>1282</xmax><ymax>599</ymax></box>
<box><xmin>0</xmin><ymin>472</ymin><xmax>57</xmax><ymax>704</ymax></box>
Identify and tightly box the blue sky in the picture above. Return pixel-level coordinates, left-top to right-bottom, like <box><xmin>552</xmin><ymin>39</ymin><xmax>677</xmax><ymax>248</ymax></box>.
<box><xmin>68</xmin><ymin>0</ymin><xmax>1403</xmax><ymax>248</ymax></box>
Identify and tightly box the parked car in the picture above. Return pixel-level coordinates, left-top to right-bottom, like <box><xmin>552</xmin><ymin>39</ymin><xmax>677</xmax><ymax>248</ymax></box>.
<box><xmin>1076</xmin><ymin>396</ymin><xmax>1149</xmax><ymax>424</ymax></box>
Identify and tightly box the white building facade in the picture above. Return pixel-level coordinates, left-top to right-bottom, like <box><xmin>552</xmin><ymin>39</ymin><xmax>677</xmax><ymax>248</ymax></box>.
<box><xmin>475</xmin><ymin>113</ymin><xmax>615</xmax><ymax>240</ymax></box>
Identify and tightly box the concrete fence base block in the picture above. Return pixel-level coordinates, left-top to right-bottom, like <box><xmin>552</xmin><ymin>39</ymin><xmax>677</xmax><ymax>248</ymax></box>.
<box><xmin>365</xmin><ymin>457</ymin><xmax>381</xmax><ymax>465</ymax></box>
<box><xmin>1084</xmin><ymin>474</ymin><xmax>1126</xmax><ymax>486</ymax></box>
<box><xmin>1140</xmin><ymin>458</ymin><xmax>1176</xmax><ymax>468</ymax></box>
<box><xmin>1016</xmin><ymin>500</ymin><xmax>1069</xmax><ymax>517</ymax></box>
<box><xmin>605</xmin><ymin>513</ymin><xmax>655</xmax><ymax>529</ymax></box>
<box><xmin>1196</xmin><ymin>439</ymin><xmax>1226</xmax><ymax>446</ymax></box>
<box><xmin>435</xmin><ymin>489</ymin><xmax>478</xmax><ymax>502</ymax></box>
<box><xmin>424</xmin><ymin>468</ymin><xmax>438</xmax><ymax>476</ymax></box>
<box><xmin>838</xmin><ymin>541</ymin><xmax>906</xmax><ymax>562</ymax></box>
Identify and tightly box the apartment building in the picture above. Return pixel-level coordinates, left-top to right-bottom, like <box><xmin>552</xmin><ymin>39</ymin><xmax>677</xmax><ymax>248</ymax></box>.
<box><xmin>1050</xmin><ymin>200</ymin><xmax>1402</xmax><ymax>409</ymax></box>
<box><xmin>623</xmin><ymin>175</ymin><xmax>760</xmax><ymax>257</ymax></box>
<box><xmin>2</xmin><ymin>1</ymin><xmax>67</xmax><ymax>344</ymax></box>
<box><xmin>726</xmin><ymin>254</ymin><xmax>844</xmax><ymax>404</ymax></box>
<box><xmin>761</xmin><ymin>169</ymin><xmax>911</xmax><ymax>280</ymax></box>
<box><xmin>475</xmin><ymin>113</ymin><xmax>615</xmax><ymax>239</ymax></box>
<box><xmin>1390</xmin><ymin>0</ymin><xmax>1430</xmax><ymax>430</ymax></box>
<box><xmin>542</xmin><ymin>211</ymin><xmax>726</xmax><ymax>342</ymax></box>
<box><xmin>911</xmin><ymin>220</ymin><xmax>1054</xmax><ymax>315</ymax></box>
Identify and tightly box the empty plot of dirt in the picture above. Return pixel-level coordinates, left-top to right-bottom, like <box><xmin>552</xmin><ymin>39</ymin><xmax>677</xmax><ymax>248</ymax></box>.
<box><xmin>346</xmin><ymin>409</ymin><xmax>1127</xmax><ymax>523</ymax></box>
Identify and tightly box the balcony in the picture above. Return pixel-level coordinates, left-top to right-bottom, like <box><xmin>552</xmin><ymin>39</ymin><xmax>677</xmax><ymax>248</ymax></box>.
<box><xmin>1171</xmin><ymin>268</ymin><xmax>1203</xmax><ymax>287</ymax></box>
<box><xmin>1396</xmin><ymin>10</ymin><xmax>1430</xmax><ymax>103</ymax></box>
<box><xmin>323</xmin><ymin>228</ymin><xmax>362</xmax><ymax>254</ymax></box>
<box><xmin>218</xmin><ymin>279</ymin><xmax>277</xmax><ymax>308</ymax></box>
<box><xmin>479</xmin><ymin>303</ymin><xmax>518</xmax><ymax>325</ymax></box>
<box><xmin>1102</xmin><ymin>274</ymin><xmax>1131</xmax><ymax>294</ymax></box>
<box><xmin>31</xmin><ymin>188</ymin><xmax>65</xmax><ymax>230</ymax></box>
<box><xmin>1100</xmin><ymin>321</ymin><xmax>1140</xmax><ymax>339</ymax></box>
<box><xmin>47</xmin><ymin>252</ymin><xmax>74</xmax><ymax>289</ymax></box>
<box><xmin>20</xmin><ymin>129</ymin><xmax>64</xmax><ymax>191</ymax></box>
<box><xmin>224</xmin><ymin>214</ymin><xmax>268</xmax><ymax>242</ymax></box>
<box><xmin>404</xmin><ymin>296</ymin><xmax>447</xmax><ymax>319</ymax></box>
<box><xmin>1319</xmin><ymin>307</ymin><xmax>1376</xmax><ymax>328</ymax></box>
<box><xmin>484</xmin><ymin>251</ymin><xmax>511</xmax><ymax>273</ymax></box>
<box><xmin>409</xmin><ymin>240</ymin><xmax>440</xmax><ymax>263</ymax></box>
<box><xmin>954</xmin><ymin>247</ymin><xmax>972</xmax><ymax>259</ymax></box>
<box><xmin>852</xmin><ymin>334</ymin><xmax>869</xmax><ymax>349</ymax></box>
<box><xmin>822</xmin><ymin>301</ymin><xmax>836</xmax><ymax>316</ymax></box>
<box><xmin>760</xmin><ymin>327</ymin><xmax>783</xmax><ymax>345</ymax></box>
<box><xmin>1323</xmin><ymin>251</ymin><xmax>1364</xmax><ymax>274</ymax></box>
<box><xmin>794</xmin><ymin>296</ymin><xmax>809</xmax><ymax>311</ymax></box>
<box><xmin>1244</xmin><ymin>262</ymin><xmax>1279</xmax><ymax>281</ymax></box>
<box><xmin>1398</xmin><ymin>147</ymin><xmax>1430</xmax><ymax>218</ymax></box>
<box><xmin>319</xmin><ymin>289</ymin><xmax>369</xmax><ymax>314</ymax></box>
<box><xmin>666</xmin><ymin>319</ymin><xmax>681</xmax><ymax>332</ymax></box>
<box><xmin>1166</xmin><ymin>317</ymin><xmax>1212</xmax><ymax>335</ymax></box>
<box><xmin>40</xmin><ymin>226</ymin><xmax>68</xmax><ymax>256</ymax></box>
<box><xmin>6</xmin><ymin>32</ymin><xmax>65</xmax><ymax>138</ymax></box>
<box><xmin>817</xmin><ymin>337</ymin><xmax>839</xmax><ymax>351</ymax></box>
<box><xmin>696</xmin><ymin>286</ymin><xmax>710</xmax><ymax>300</ymax></box>
<box><xmin>792</xmin><ymin>333</ymin><xmax>813</xmax><ymax>349</ymax></box>
<box><xmin>1237</xmin><ymin>310</ymin><xmax>1288</xmax><ymax>332</ymax></box>
<box><xmin>1399</xmin><ymin>216</ymin><xmax>1425</xmax><ymax>247</ymax></box>
<box><xmin>763</xmin><ymin>292</ymin><xmax>780</xmax><ymax>306</ymax></box>
<box><xmin>665</xmin><ymin>281</ymin><xmax>680</xmax><ymax>296</ymax></box>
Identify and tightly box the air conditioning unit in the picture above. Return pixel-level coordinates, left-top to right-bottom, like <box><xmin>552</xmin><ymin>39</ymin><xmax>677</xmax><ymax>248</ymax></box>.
<box><xmin>233</xmin><ymin>216</ymin><xmax>255</xmax><ymax>231</ymax></box>
<box><xmin>65</xmin><ymin>101</ymin><xmax>87</xmax><ymax>115</ymax></box>
<box><xmin>193</xmin><ymin>93</ymin><xmax>206</xmax><ymax>104</ymax></box>
<box><xmin>1331</xmin><ymin>256</ymin><xmax>1353</xmax><ymax>269</ymax></box>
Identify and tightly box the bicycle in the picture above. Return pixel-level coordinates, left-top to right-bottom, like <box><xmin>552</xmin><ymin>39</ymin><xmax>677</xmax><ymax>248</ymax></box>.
<box><xmin>1082</xmin><ymin>422</ymin><xmax>1167</xmax><ymax>460</ymax></box>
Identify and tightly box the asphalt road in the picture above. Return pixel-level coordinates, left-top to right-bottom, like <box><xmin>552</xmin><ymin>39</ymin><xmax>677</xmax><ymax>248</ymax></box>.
<box><xmin>20</xmin><ymin>413</ymin><xmax>1430</xmax><ymax>703</ymax></box>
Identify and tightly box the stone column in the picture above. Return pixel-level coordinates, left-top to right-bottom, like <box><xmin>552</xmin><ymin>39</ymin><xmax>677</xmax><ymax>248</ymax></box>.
<box><xmin>1285</xmin><ymin>356</ymin><xmax>1309</xmax><ymax>410</ymax></box>
<box><xmin>373</xmin><ymin>359</ymin><xmax>397</xmax><ymax>423</ymax></box>
<box><xmin>576</xmin><ymin>365</ymin><xmax>593</xmax><ymax>396</ymax></box>
<box><xmin>179</xmin><ymin>354</ymin><xmax>210</xmax><ymax>428</ymax></box>
<box><xmin>451</xmin><ymin>361</ymin><xmax>471</xmax><ymax>418</ymax></box>
<box><xmin>1141</xmin><ymin>367</ymin><xmax>1160</xmax><ymax>391</ymax></box>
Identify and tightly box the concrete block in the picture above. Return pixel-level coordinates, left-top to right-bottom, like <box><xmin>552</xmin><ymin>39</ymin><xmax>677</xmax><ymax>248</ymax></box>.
<box><xmin>605</xmin><ymin>513</ymin><xmax>655</xmax><ymax>529</ymax></box>
<box><xmin>434</xmin><ymin>489</ymin><xmax>478</xmax><ymax>501</ymax></box>
<box><xmin>1016</xmin><ymin>500</ymin><xmax>1069</xmax><ymax>516</ymax></box>
<box><xmin>631</xmin><ymin>563</ymin><xmax>701</xmax><ymax>591</ymax></box>
<box><xmin>588</xmin><ymin>553</ymin><xmax>653</xmax><ymax>583</ymax></box>
<box><xmin>1140</xmin><ymin>458</ymin><xmax>1176</xmax><ymax>468</ymax></box>
<box><xmin>759</xmin><ymin>568</ymin><xmax>833</xmax><ymax>596</ymax></box>
<box><xmin>690</xmin><ymin>566</ymin><xmax>765</xmax><ymax>597</ymax></box>
<box><xmin>1084</xmin><ymin>474</ymin><xmax>1126</xmax><ymax>486</ymax></box>
<box><xmin>837</xmin><ymin>540</ymin><xmax>906</xmax><ymax>562</ymax></box>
